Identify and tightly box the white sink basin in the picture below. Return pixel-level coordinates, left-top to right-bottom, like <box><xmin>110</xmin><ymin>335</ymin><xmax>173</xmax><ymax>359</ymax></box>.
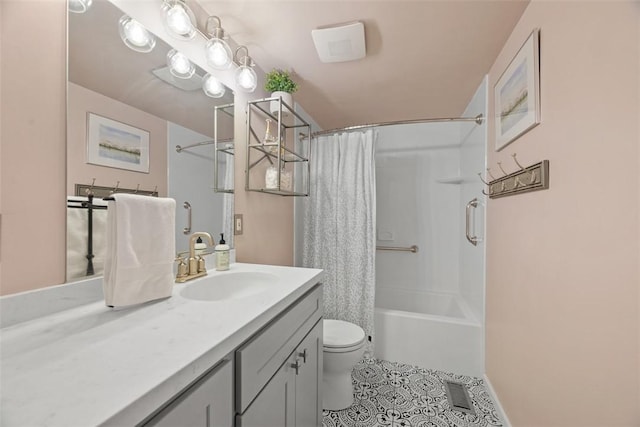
<box><xmin>180</xmin><ymin>272</ymin><xmax>278</xmax><ymax>301</ymax></box>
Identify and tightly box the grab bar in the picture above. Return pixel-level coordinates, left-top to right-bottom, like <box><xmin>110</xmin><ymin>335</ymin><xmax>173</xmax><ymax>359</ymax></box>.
<box><xmin>376</xmin><ymin>245</ymin><xmax>418</xmax><ymax>253</ymax></box>
<box><xmin>183</xmin><ymin>201</ymin><xmax>191</xmax><ymax>234</ymax></box>
<box><xmin>465</xmin><ymin>198</ymin><xmax>478</xmax><ymax>246</ymax></box>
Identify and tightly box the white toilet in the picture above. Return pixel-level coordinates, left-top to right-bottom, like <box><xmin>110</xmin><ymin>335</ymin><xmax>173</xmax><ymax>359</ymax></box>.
<box><xmin>322</xmin><ymin>319</ymin><xmax>366</xmax><ymax>410</ymax></box>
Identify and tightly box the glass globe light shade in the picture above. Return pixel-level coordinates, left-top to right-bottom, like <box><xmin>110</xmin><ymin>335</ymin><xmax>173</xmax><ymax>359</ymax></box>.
<box><xmin>205</xmin><ymin>38</ymin><xmax>233</xmax><ymax>70</ymax></box>
<box><xmin>167</xmin><ymin>50</ymin><xmax>195</xmax><ymax>79</ymax></box>
<box><xmin>119</xmin><ymin>15</ymin><xmax>156</xmax><ymax>53</ymax></box>
<box><xmin>162</xmin><ymin>1</ymin><xmax>196</xmax><ymax>40</ymax></box>
<box><xmin>202</xmin><ymin>74</ymin><xmax>226</xmax><ymax>98</ymax></box>
<box><xmin>234</xmin><ymin>65</ymin><xmax>257</xmax><ymax>93</ymax></box>
<box><xmin>69</xmin><ymin>0</ymin><xmax>92</xmax><ymax>13</ymax></box>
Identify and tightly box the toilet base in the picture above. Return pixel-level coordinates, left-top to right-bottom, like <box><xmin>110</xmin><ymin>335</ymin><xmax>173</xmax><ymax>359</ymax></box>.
<box><xmin>323</xmin><ymin>371</ymin><xmax>355</xmax><ymax>410</ymax></box>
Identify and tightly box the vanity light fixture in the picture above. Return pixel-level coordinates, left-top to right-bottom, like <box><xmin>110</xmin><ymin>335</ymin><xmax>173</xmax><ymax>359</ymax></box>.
<box><xmin>233</xmin><ymin>46</ymin><xmax>257</xmax><ymax>93</ymax></box>
<box><xmin>68</xmin><ymin>0</ymin><xmax>92</xmax><ymax>13</ymax></box>
<box><xmin>204</xmin><ymin>16</ymin><xmax>233</xmax><ymax>70</ymax></box>
<box><xmin>161</xmin><ymin>0</ymin><xmax>197</xmax><ymax>40</ymax></box>
<box><xmin>167</xmin><ymin>49</ymin><xmax>196</xmax><ymax>79</ymax></box>
<box><xmin>118</xmin><ymin>15</ymin><xmax>156</xmax><ymax>53</ymax></box>
<box><xmin>202</xmin><ymin>74</ymin><xmax>226</xmax><ymax>98</ymax></box>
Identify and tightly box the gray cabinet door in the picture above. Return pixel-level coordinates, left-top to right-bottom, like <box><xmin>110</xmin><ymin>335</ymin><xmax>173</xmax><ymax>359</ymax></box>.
<box><xmin>144</xmin><ymin>359</ymin><xmax>233</xmax><ymax>427</ymax></box>
<box><xmin>236</xmin><ymin>285</ymin><xmax>323</xmax><ymax>413</ymax></box>
<box><xmin>295</xmin><ymin>320</ymin><xmax>323</xmax><ymax>427</ymax></box>
<box><xmin>236</xmin><ymin>355</ymin><xmax>296</xmax><ymax>427</ymax></box>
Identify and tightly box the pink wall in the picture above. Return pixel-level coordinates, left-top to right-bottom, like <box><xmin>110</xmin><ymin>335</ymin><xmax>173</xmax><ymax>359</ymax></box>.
<box><xmin>638</xmin><ymin>9</ymin><xmax>640</xmax><ymax>409</ymax></box>
<box><xmin>232</xmin><ymin>92</ymin><xmax>294</xmax><ymax>267</ymax></box>
<box><xmin>0</xmin><ymin>0</ymin><xmax>3</xmax><ymax>285</ymax></box>
<box><xmin>67</xmin><ymin>83</ymin><xmax>168</xmax><ymax>197</ymax></box>
<box><xmin>485</xmin><ymin>1</ymin><xmax>639</xmax><ymax>425</ymax></box>
<box><xmin>0</xmin><ymin>1</ymin><xmax>67</xmax><ymax>295</ymax></box>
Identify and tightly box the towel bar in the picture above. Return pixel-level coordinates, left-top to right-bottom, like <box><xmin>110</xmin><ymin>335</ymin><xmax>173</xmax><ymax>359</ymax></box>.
<box><xmin>376</xmin><ymin>245</ymin><xmax>418</xmax><ymax>253</ymax></box>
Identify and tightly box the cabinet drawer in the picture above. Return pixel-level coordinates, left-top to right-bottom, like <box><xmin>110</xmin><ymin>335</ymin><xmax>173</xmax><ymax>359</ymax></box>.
<box><xmin>236</xmin><ymin>284</ymin><xmax>322</xmax><ymax>413</ymax></box>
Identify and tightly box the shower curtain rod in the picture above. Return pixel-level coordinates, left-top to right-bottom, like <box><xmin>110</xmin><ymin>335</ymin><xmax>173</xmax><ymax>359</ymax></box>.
<box><xmin>175</xmin><ymin>138</ymin><xmax>233</xmax><ymax>153</ymax></box>
<box><xmin>299</xmin><ymin>113</ymin><xmax>483</xmax><ymax>139</ymax></box>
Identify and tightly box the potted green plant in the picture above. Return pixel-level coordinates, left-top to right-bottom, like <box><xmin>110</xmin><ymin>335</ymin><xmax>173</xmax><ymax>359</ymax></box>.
<box><xmin>265</xmin><ymin>69</ymin><xmax>298</xmax><ymax>115</ymax></box>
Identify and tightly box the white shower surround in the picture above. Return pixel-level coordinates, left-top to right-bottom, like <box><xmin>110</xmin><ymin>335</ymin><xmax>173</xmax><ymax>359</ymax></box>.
<box><xmin>373</xmin><ymin>78</ymin><xmax>487</xmax><ymax>376</ymax></box>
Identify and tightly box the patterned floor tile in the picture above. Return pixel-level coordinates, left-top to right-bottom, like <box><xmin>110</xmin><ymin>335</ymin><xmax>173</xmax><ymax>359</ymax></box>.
<box><xmin>323</xmin><ymin>358</ymin><xmax>503</xmax><ymax>427</ymax></box>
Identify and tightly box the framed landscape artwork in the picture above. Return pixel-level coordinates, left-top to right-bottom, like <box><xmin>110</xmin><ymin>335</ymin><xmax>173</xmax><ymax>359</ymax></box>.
<box><xmin>86</xmin><ymin>113</ymin><xmax>150</xmax><ymax>173</ymax></box>
<box><xmin>494</xmin><ymin>28</ymin><xmax>541</xmax><ymax>151</ymax></box>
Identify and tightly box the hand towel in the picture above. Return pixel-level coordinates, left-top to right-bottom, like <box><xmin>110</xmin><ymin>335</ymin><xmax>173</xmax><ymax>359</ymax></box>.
<box><xmin>103</xmin><ymin>193</ymin><xmax>176</xmax><ymax>307</ymax></box>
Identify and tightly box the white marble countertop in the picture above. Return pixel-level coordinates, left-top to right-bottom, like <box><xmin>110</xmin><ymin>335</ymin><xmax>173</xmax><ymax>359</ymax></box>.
<box><xmin>0</xmin><ymin>263</ymin><xmax>323</xmax><ymax>426</ymax></box>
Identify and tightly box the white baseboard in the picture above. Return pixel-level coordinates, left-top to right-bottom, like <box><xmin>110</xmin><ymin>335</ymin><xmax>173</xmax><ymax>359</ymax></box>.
<box><xmin>483</xmin><ymin>374</ymin><xmax>512</xmax><ymax>427</ymax></box>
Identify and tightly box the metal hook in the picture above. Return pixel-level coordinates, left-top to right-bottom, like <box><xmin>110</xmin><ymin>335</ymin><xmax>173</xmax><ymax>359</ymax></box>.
<box><xmin>529</xmin><ymin>169</ymin><xmax>537</xmax><ymax>184</ymax></box>
<box><xmin>111</xmin><ymin>181</ymin><xmax>120</xmax><ymax>194</ymax></box>
<box><xmin>477</xmin><ymin>173</ymin><xmax>490</xmax><ymax>185</ymax></box>
<box><xmin>512</xmin><ymin>153</ymin><xmax>526</xmax><ymax>171</ymax></box>
<box><xmin>482</xmin><ymin>189</ymin><xmax>491</xmax><ymax>196</ymax></box>
<box><xmin>85</xmin><ymin>178</ymin><xmax>96</xmax><ymax>196</ymax></box>
<box><xmin>497</xmin><ymin>161</ymin><xmax>508</xmax><ymax>176</ymax></box>
<box><xmin>486</xmin><ymin>168</ymin><xmax>496</xmax><ymax>180</ymax></box>
<box><xmin>153</xmin><ymin>185</ymin><xmax>158</xmax><ymax>195</ymax></box>
<box><xmin>134</xmin><ymin>184</ymin><xmax>140</xmax><ymax>194</ymax></box>
<box><xmin>514</xmin><ymin>176</ymin><xmax>526</xmax><ymax>188</ymax></box>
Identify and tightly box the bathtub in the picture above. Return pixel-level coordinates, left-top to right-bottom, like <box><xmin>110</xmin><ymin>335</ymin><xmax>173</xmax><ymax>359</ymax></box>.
<box><xmin>374</xmin><ymin>288</ymin><xmax>483</xmax><ymax>376</ymax></box>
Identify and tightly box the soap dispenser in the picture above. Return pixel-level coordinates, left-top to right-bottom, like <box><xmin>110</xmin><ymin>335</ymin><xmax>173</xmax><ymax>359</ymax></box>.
<box><xmin>215</xmin><ymin>233</ymin><xmax>230</xmax><ymax>271</ymax></box>
<box><xmin>194</xmin><ymin>237</ymin><xmax>206</xmax><ymax>256</ymax></box>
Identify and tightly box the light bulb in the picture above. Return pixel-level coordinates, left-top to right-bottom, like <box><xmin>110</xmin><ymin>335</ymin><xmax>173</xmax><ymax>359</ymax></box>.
<box><xmin>235</xmin><ymin>66</ymin><xmax>257</xmax><ymax>92</ymax></box>
<box><xmin>167</xmin><ymin>6</ymin><xmax>191</xmax><ymax>34</ymax></box>
<box><xmin>167</xmin><ymin>50</ymin><xmax>195</xmax><ymax>79</ymax></box>
<box><xmin>126</xmin><ymin>21</ymin><xmax>149</xmax><ymax>46</ymax></box>
<box><xmin>119</xmin><ymin>16</ymin><xmax>156</xmax><ymax>53</ymax></box>
<box><xmin>202</xmin><ymin>74</ymin><xmax>226</xmax><ymax>98</ymax></box>
<box><xmin>162</xmin><ymin>1</ymin><xmax>196</xmax><ymax>40</ymax></box>
<box><xmin>205</xmin><ymin>39</ymin><xmax>232</xmax><ymax>70</ymax></box>
<box><xmin>69</xmin><ymin>0</ymin><xmax>92</xmax><ymax>13</ymax></box>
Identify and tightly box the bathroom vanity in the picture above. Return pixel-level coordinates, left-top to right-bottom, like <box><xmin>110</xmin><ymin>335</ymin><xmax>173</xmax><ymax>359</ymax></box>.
<box><xmin>0</xmin><ymin>263</ymin><xmax>323</xmax><ymax>427</ymax></box>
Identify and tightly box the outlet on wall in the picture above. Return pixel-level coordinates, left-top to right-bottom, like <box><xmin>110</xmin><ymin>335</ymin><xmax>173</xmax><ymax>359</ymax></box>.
<box><xmin>234</xmin><ymin>214</ymin><xmax>243</xmax><ymax>235</ymax></box>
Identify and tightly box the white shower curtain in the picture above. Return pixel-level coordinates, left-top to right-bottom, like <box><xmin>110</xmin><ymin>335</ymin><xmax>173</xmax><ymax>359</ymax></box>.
<box><xmin>222</xmin><ymin>156</ymin><xmax>234</xmax><ymax>248</ymax></box>
<box><xmin>302</xmin><ymin>130</ymin><xmax>376</xmax><ymax>350</ymax></box>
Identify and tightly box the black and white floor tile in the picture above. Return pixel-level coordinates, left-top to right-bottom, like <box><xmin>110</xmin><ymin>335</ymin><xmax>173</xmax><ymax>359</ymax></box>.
<box><xmin>323</xmin><ymin>358</ymin><xmax>503</xmax><ymax>427</ymax></box>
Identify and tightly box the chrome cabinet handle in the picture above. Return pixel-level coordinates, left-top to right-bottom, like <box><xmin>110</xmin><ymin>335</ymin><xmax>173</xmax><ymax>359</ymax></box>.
<box><xmin>298</xmin><ymin>349</ymin><xmax>307</xmax><ymax>363</ymax></box>
<box><xmin>183</xmin><ymin>201</ymin><xmax>191</xmax><ymax>235</ymax></box>
<box><xmin>291</xmin><ymin>358</ymin><xmax>300</xmax><ymax>375</ymax></box>
<box><xmin>465</xmin><ymin>198</ymin><xmax>478</xmax><ymax>246</ymax></box>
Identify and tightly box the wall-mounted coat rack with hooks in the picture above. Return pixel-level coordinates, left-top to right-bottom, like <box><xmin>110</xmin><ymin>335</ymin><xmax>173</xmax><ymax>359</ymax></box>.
<box><xmin>75</xmin><ymin>179</ymin><xmax>158</xmax><ymax>198</ymax></box>
<box><xmin>479</xmin><ymin>154</ymin><xmax>549</xmax><ymax>199</ymax></box>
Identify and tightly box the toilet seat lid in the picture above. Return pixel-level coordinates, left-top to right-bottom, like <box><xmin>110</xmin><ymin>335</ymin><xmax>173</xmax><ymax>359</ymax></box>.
<box><xmin>323</xmin><ymin>319</ymin><xmax>366</xmax><ymax>348</ymax></box>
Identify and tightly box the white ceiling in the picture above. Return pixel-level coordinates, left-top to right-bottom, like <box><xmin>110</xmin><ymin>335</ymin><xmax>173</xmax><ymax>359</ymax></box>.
<box><xmin>198</xmin><ymin>0</ymin><xmax>530</xmax><ymax>130</ymax></box>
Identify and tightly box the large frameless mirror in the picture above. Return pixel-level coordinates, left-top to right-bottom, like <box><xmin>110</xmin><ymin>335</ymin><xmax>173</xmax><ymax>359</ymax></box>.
<box><xmin>66</xmin><ymin>0</ymin><xmax>234</xmax><ymax>282</ymax></box>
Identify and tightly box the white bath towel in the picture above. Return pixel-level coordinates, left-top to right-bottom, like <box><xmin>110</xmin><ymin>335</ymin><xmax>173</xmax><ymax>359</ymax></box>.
<box><xmin>103</xmin><ymin>193</ymin><xmax>176</xmax><ymax>307</ymax></box>
<box><xmin>66</xmin><ymin>196</ymin><xmax>108</xmax><ymax>281</ymax></box>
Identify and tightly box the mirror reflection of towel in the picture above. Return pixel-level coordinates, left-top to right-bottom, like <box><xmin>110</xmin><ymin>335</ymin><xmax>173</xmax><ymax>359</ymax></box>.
<box><xmin>103</xmin><ymin>194</ymin><xmax>176</xmax><ymax>308</ymax></box>
<box><xmin>66</xmin><ymin>197</ymin><xmax>108</xmax><ymax>282</ymax></box>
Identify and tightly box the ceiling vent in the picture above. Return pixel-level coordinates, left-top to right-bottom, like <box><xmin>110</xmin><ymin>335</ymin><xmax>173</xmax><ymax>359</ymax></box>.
<box><xmin>152</xmin><ymin>66</ymin><xmax>203</xmax><ymax>91</ymax></box>
<box><xmin>311</xmin><ymin>21</ymin><xmax>366</xmax><ymax>63</ymax></box>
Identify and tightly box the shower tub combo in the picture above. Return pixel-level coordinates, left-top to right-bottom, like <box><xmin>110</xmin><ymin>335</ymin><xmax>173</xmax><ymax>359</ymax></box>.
<box><xmin>374</xmin><ymin>287</ymin><xmax>483</xmax><ymax>376</ymax></box>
